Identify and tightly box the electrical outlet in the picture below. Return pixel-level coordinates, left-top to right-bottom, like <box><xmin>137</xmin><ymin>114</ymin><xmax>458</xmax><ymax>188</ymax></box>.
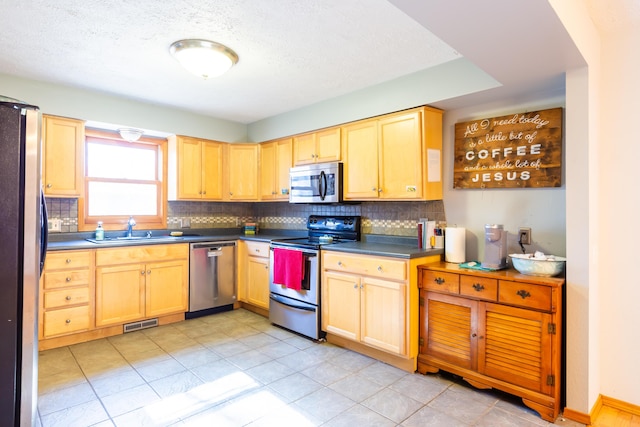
<box><xmin>181</xmin><ymin>218</ymin><xmax>191</xmax><ymax>228</ymax></box>
<box><xmin>48</xmin><ymin>218</ymin><xmax>62</xmax><ymax>232</ymax></box>
<box><xmin>519</xmin><ymin>227</ymin><xmax>532</xmax><ymax>245</ymax></box>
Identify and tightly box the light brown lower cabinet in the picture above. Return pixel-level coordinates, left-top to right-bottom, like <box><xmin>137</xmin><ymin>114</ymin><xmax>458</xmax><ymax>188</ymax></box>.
<box><xmin>95</xmin><ymin>244</ymin><xmax>189</xmax><ymax>327</ymax></box>
<box><xmin>417</xmin><ymin>262</ymin><xmax>564</xmax><ymax>422</ymax></box>
<box><xmin>322</xmin><ymin>250</ymin><xmax>440</xmax><ymax>372</ymax></box>
<box><xmin>39</xmin><ymin>249</ymin><xmax>95</xmax><ymax>339</ymax></box>
<box><xmin>238</xmin><ymin>240</ymin><xmax>270</xmax><ymax>310</ymax></box>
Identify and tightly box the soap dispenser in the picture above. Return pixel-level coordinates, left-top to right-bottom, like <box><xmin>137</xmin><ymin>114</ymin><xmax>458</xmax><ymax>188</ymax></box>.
<box><xmin>95</xmin><ymin>221</ymin><xmax>104</xmax><ymax>241</ymax></box>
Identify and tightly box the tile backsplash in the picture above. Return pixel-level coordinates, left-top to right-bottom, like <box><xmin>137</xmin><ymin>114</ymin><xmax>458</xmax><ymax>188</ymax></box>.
<box><xmin>46</xmin><ymin>198</ymin><xmax>445</xmax><ymax>237</ymax></box>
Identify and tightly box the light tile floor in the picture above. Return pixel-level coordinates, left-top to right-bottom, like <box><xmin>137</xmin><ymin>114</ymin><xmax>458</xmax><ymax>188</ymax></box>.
<box><xmin>37</xmin><ymin>309</ymin><xmax>585</xmax><ymax>427</ymax></box>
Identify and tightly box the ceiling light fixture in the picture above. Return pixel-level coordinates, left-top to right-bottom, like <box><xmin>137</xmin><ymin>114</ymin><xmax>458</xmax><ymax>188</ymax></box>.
<box><xmin>169</xmin><ymin>39</ymin><xmax>239</xmax><ymax>79</ymax></box>
<box><xmin>118</xmin><ymin>128</ymin><xmax>144</xmax><ymax>142</ymax></box>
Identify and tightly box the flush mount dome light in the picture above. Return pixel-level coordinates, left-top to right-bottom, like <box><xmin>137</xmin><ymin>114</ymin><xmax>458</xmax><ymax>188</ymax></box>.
<box><xmin>118</xmin><ymin>128</ymin><xmax>144</xmax><ymax>142</ymax></box>
<box><xmin>169</xmin><ymin>39</ymin><xmax>239</xmax><ymax>79</ymax></box>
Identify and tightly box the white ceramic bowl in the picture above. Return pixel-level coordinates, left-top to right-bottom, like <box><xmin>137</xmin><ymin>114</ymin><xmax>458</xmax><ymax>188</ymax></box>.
<box><xmin>509</xmin><ymin>254</ymin><xmax>566</xmax><ymax>277</ymax></box>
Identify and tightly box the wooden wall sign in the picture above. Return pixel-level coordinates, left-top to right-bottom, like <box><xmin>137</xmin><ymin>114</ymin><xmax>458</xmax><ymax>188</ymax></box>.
<box><xmin>454</xmin><ymin>107</ymin><xmax>563</xmax><ymax>189</ymax></box>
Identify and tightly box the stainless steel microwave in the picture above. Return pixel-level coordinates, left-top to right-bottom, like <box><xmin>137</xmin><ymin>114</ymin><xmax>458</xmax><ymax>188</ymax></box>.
<box><xmin>289</xmin><ymin>162</ymin><xmax>343</xmax><ymax>203</ymax></box>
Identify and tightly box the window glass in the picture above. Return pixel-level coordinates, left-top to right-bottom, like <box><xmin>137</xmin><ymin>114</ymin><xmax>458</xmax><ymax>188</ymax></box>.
<box><xmin>81</xmin><ymin>132</ymin><xmax>166</xmax><ymax>231</ymax></box>
<box><xmin>87</xmin><ymin>182</ymin><xmax>158</xmax><ymax>216</ymax></box>
<box><xmin>87</xmin><ymin>142</ymin><xmax>156</xmax><ymax>180</ymax></box>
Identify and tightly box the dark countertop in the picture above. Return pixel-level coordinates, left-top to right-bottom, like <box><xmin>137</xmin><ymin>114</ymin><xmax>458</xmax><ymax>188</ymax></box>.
<box><xmin>46</xmin><ymin>228</ymin><xmax>442</xmax><ymax>259</ymax></box>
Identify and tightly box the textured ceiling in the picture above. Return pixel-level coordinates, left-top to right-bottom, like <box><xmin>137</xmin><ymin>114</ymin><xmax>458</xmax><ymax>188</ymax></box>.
<box><xmin>0</xmin><ymin>0</ymin><xmax>460</xmax><ymax>124</ymax></box>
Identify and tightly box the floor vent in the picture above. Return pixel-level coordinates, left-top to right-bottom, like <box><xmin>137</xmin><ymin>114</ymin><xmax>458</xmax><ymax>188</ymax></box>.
<box><xmin>123</xmin><ymin>318</ymin><xmax>158</xmax><ymax>333</ymax></box>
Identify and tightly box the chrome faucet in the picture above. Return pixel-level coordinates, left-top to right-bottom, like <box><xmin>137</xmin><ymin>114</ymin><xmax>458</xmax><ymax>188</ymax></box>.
<box><xmin>126</xmin><ymin>216</ymin><xmax>136</xmax><ymax>237</ymax></box>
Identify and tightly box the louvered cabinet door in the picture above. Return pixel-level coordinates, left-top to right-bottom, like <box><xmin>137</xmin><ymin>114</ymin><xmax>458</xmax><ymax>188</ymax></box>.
<box><xmin>477</xmin><ymin>302</ymin><xmax>554</xmax><ymax>395</ymax></box>
<box><xmin>421</xmin><ymin>291</ymin><xmax>477</xmax><ymax>370</ymax></box>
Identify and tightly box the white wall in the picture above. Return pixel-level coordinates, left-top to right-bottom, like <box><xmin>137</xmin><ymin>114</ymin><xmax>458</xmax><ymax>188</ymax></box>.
<box><xmin>598</xmin><ymin>27</ymin><xmax>640</xmax><ymax>405</ymax></box>
<box><xmin>441</xmin><ymin>90</ymin><xmax>566</xmax><ymax>262</ymax></box>
<box><xmin>0</xmin><ymin>74</ymin><xmax>247</xmax><ymax>142</ymax></box>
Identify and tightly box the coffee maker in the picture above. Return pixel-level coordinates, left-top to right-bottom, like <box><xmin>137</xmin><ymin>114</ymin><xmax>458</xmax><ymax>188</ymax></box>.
<box><xmin>482</xmin><ymin>224</ymin><xmax>508</xmax><ymax>270</ymax></box>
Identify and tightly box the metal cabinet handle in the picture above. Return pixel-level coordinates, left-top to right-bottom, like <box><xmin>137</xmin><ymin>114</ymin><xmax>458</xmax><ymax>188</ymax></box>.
<box><xmin>66</xmin><ymin>258</ymin><xmax>72</xmax><ymax>264</ymax></box>
<box><xmin>353</xmin><ymin>284</ymin><xmax>358</xmax><ymax>289</ymax></box>
<box><xmin>337</xmin><ymin>261</ymin><xmax>342</xmax><ymax>266</ymax></box>
<box><xmin>65</xmin><ymin>319</ymin><xmax>71</xmax><ymax>324</ymax></box>
<box><xmin>66</xmin><ymin>277</ymin><xmax>72</xmax><ymax>282</ymax></box>
<box><xmin>377</xmin><ymin>266</ymin><xmax>382</xmax><ymax>272</ymax></box>
<box><xmin>147</xmin><ymin>270</ymin><xmax>151</xmax><ymax>275</ymax></box>
<box><xmin>141</xmin><ymin>271</ymin><xmax>145</xmax><ymax>275</ymax></box>
<box><xmin>435</xmin><ymin>277</ymin><xmax>445</xmax><ymax>285</ymax></box>
<box><xmin>65</xmin><ymin>296</ymin><xmax>72</xmax><ymax>301</ymax></box>
<box><xmin>46</xmin><ymin>183</ymin><xmax>52</xmax><ymax>188</ymax></box>
<box><xmin>516</xmin><ymin>290</ymin><xmax>531</xmax><ymax>299</ymax></box>
<box><xmin>472</xmin><ymin>283</ymin><xmax>485</xmax><ymax>291</ymax></box>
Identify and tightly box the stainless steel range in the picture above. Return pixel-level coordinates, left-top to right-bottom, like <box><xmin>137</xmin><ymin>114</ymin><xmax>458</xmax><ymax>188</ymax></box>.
<box><xmin>269</xmin><ymin>215</ymin><xmax>361</xmax><ymax>340</ymax></box>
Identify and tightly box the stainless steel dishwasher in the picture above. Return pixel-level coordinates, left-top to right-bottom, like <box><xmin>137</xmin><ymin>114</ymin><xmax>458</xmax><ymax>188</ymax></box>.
<box><xmin>188</xmin><ymin>241</ymin><xmax>237</xmax><ymax>318</ymax></box>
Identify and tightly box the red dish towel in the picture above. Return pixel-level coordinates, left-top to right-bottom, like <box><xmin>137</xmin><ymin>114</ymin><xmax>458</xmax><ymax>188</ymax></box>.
<box><xmin>273</xmin><ymin>248</ymin><xmax>304</xmax><ymax>291</ymax></box>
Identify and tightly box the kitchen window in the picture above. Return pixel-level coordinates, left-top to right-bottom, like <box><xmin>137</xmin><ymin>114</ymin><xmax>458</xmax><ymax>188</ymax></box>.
<box><xmin>79</xmin><ymin>129</ymin><xmax>167</xmax><ymax>231</ymax></box>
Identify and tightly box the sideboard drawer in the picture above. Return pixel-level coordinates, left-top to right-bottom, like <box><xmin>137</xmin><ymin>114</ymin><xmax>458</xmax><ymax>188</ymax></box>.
<box><xmin>460</xmin><ymin>275</ymin><xmax>498</xmax><ymax>301</ymax></box>
<box><xmin>420</xmin><ymin>270</ymin><xmax>460</xmax><ymax>294</ymax></box>
<box><xmin>499</xmin><ymin>280</ymin><xmax>552</xmax><ymax>311</ymax></box>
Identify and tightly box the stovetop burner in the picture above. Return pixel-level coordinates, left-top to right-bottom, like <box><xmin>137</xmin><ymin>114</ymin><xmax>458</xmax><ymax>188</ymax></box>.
<box><xmin>271</xmin><ymin>215</ymin><xmax>361</xmax><ymax>250</ymax></box>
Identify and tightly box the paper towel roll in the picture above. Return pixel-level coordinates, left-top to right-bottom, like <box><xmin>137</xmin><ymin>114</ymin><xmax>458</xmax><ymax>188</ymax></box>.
<box><xmin>445</xmin><ymin>227</ymin><xmax>466</xmax><ymax>263</ymax></box>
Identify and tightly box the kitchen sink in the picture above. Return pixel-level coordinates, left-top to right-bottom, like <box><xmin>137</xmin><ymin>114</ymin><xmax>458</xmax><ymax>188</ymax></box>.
<box><xmin>85</xmin><ymin>236</ymin><xmax>185</xmax><ymax>244</ymax></box>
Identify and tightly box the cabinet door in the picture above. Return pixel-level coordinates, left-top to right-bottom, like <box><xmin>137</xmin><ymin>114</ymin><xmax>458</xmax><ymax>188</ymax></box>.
<box><xmin>95</xmin><ymin>264</ymin><xmax>145</xmax><ymax>327</ymax></box>
<box><xmin>378</xmin><ymin>111</ymin><xmax>423</xmax><ymax>199</ymax></box>
<box><xmin>246</xmin><ymin>255</ymin><xmax>270</xmax><ymax>309</ymax></box>
<box><xmin>361</xmin><ymin>277</ymin><xmax>406</xmax><ymax>355</ymax></box>
<box><xmin>177</xmin><ymin>137</ymin><xmax>204</xmax><ymax>199</ymax></box>
<box><xmin>293</xmin><ymin>133</ymin><xmax>317</xmax><ymax>165</ymax></box>
<box><xmin>315</xmin><ymin>127</ymin><xmax>341</xmax><ymax>163</ymax></box>
<box><xmin>201</xmin><ymin>140</ymin><xmax>223</xmax><ymax>200</ymax></box>
<box><xmin>420</xmin><ymin>291</ymin><xmax>477</xmax><ymax>370</ymax></box>
<box><xmin>274</xmin><ymin>138</ymin><xmax>293</xmax><ymax>200</ymax></box>
<box><xmin>228</xmin><ymin>144</ymin><xmax>259</xmax><ymax>200</ymax></box>
<box><xmin>341</xmin><ymin>120</ymin><xmax>379</xmax><ymax>199</ymax></box>
<box><xmin>42</xmin><ymin>115</ymin><xmax>84</xmax><ymax>196</ymax></box>
<box><xmin>145</xmin><ymin>260</ymin><xmax>188</xmax><ymax>317</ymax></box>
<box><xmin>259</xmin><ymin>142</ymin><xmax>277</xmax><ymax>199</ymax></box>
<box><xmin>478</xmin><ymin>302</ymin><xmax>554</xmax><ymax>395</ymax></box>
<box><xmin>322</xmin><ymin>271</ymin><xmax>361</xmax><ymax>341</ymax></box>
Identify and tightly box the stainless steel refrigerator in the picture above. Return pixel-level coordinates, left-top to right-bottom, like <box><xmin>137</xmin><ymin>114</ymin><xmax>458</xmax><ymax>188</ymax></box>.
<box><xmin>0</xmin><ymin>96</ymin><xmax>47</xmax><ymax>426</ymax></box>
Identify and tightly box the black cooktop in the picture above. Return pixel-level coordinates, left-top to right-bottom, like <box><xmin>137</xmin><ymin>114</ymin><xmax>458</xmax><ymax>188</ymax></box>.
<box><xmin>271</xmin><ymin>215</ymin><xmax>361</xmax><ymax>250</ymax></box>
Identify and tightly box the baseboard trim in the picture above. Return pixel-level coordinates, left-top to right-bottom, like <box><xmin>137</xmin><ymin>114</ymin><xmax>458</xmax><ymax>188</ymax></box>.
<box><xmin>601</xmin><ymin>394</ymin><xmax>640</xmax><ymax>417</ymax></box>
<box><xmin>562</xmin><ymin>406</ymin><xmax>592</xmax><ymax>425</ymax></box>
<box><xmin>564</xmin><ymin>393</ymin><xmax>640</xmax><ymax>426</ymax></box>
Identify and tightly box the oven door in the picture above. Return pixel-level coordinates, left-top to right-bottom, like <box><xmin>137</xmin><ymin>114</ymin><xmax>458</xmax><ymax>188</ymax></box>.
<box><xmin>269</xmin><ymin>246</ymin><xmax>319</xmax><ymax>305</ymax></box>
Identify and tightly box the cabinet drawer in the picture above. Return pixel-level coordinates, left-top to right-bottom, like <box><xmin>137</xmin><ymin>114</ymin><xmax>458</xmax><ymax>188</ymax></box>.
<box><xmin>460</xmin><ymin>275</ymin><xmax>498</xmax><ymax>301</ymax></box>
<box><xmin>323</xmin><ymin>252</ymin><xmax>406</xmax><ymax>281</ymax></box>
<box><xmin>44</xmin><ymin>287</ymin><xmax>90</xmax><ymax>309</ymax></box>
<box><xmin>96</xmin><ymin>243</ymin><xmax>189</xmax><ymax>266</ymax></box>
<box><xmin>420</xmin><ymin>270</ymin><xmax>459</xmax><ymax>294</ymax></box>
<box><xmin>43</xmin><ymin>306</ymin><xmax>90</xmax><ymax>337</ymax></box>
<box><xmin>43</xmin><ymin>269</ymin><xmax>90</xmax><ymax>289</ymax></box>
<box><xmin>245</xmin><ymin>241</ymin><xmax>270</xmax><ymax>258</ymax></box>
<box><xmin>45</xmin><ymin>250</ymin><xmax>92</xmax><ymax>270</ymax></box>
<box><xmin>499</xmin><ymin>280</ymin><xmax>552</xmax><ymax>311</ymax></box>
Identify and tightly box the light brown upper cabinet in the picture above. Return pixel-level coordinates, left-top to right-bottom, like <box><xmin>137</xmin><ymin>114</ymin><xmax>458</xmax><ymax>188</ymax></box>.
<box><xmin>225</xmin><ymin>143</ymin><xmax>259</xmax><ymax>201</ymax></box>
<box><xmin>259</xmin><ymin>138</ymin><xmax>293</xmax><ymax>201</ymax></box>
<box><xmin>42</xmin><ymin>115</ymin><xmax>85</xmax><ymax>197</ymax></box>
<box><xmin>293</xmin><ymin>127</ymin><xmax>341</xmax><ymax>166</ymax></box>
<box><xmin>341</xmin><ymin>107</ymin><xmax>443</xmax><ymax>201</ymax></box>
<box><xmin>168</xmin><ymin>135</ymin><xmax>223</xmax><ymax>201</ymax></box>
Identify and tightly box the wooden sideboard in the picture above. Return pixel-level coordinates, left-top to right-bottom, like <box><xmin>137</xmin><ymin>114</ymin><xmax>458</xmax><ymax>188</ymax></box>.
<box><xmin>417</xmin><ymin>262</ymin><xmax>564</xmax><ymax>422</ymax></box>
